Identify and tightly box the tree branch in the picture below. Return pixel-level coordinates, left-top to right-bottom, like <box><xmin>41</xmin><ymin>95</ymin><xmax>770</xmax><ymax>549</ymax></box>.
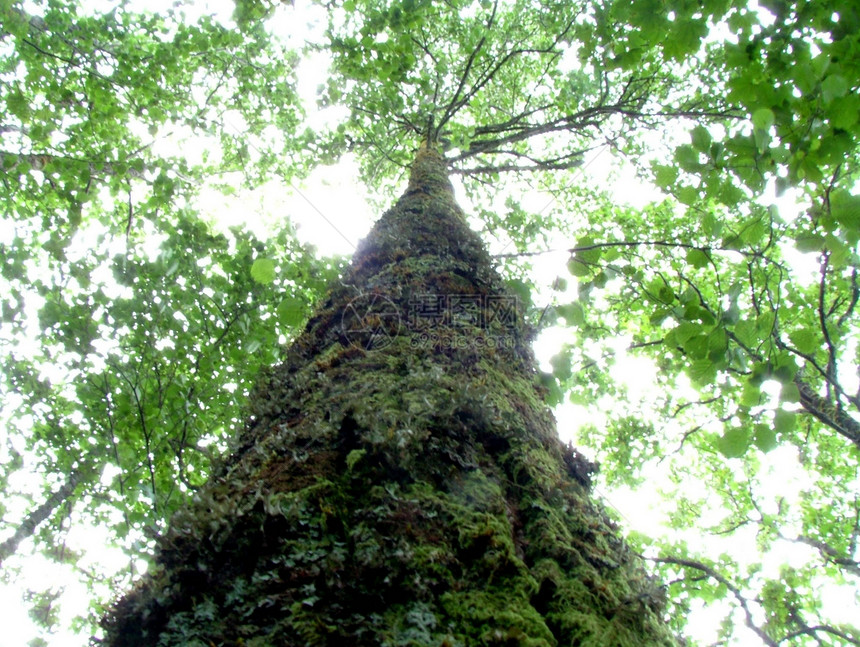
<box><xmin>437</xmin><ymin>10</ymin><xmax>578</xmax><ymax>135</ymax></box>
<box><xmin>0</xmin><ymin>468</ymin><xmax>84</xmax><ymax>566</ymax></box>
<box><xmin>780</xmin><ymin>533</ymin><xmax>860</xmax><ymax>577</ymax></box>
<box><xmin>494</xmin><ymin>239</ymin><xmax>781</xmax><ymax>265</ymax></box>
<box><xmin>793</xmin><ymin>377</ymin><xmax>860</xmax><ymax>449</ymax></box>
<box><xmin>451</xmin><ymin>156</ymin><xmax>584</xmax><ymax>176</ymax></box>
<box><xmin>1</xmin><ymin>150</ymin><xmax>148</xmax><ymax>179</ymax></box>
<box><xmin>645</xmin><ymin>555</ymin><xmax>778</xmax><ymax>647</ymax></box>
<box><xmin>434</xmin><ymin>0</ymin><xmax>497</xmax><ymax>136</ymax></box>
<box><xmin>779</xmin><ymin>624</ymin><xmax>860</xmax><ymax>646</ymax></box>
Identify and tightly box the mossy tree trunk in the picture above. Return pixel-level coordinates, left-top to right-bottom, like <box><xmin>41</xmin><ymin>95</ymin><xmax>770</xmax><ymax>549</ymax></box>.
<box><xmin>102</xmin><ymin>145</ymin><xmax>680</xmax><ymax>646</ymax></box>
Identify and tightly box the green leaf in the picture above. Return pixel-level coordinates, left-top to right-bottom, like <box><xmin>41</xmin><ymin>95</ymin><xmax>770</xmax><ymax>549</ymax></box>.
<box><xmin>677</xmin><ymin>185</ymin><xmax>699</xmax><ymax>205</ymax></box>
<box><xmin>773</xmin><ymin>354</ymin><xmax>798</xmax><ymax>383</ymax></box>
<box><xmin>674</xmin><ymin>145</ymin><xmax>701</xmax><ymax>172</ymax></box>
<box><xmin>654</xmin><ymin>164</ymin><xmax>678</xmax><ymax>188</ymax></box>
<box><xmin>830</xmin><ymin>94</ymin><xmax>860</xmax><ymax>129</ymax></box>
<box><xmin>707</xmin><ymin>328</ymin><xmax>726</xmax><ymax>355</ymax></box>
<box><xmin>740</xmin><ymin>380</ymin><xmax>761</xmax><ymax>407</ymax></box>
<box><xmin>821</xmin><ymin>75</ymin><xmax>848</xmax><ymax>103</ymax></box>
<box><xmin>567</xmin><ymin>258</ymin><xmax>591</xmax><ymax>277</ymax></box>
<box><xmin>686</xmin><ymin>248</ymin><xmax>710</xmax><ymax>268</ymax></box>
<box><xmin>748</xmin><ymin>361</ymin><xmax>771</xmax><ymax>386</ymax></box>
<box><xmin>739</xmin><ymin>218</ymin><xmax>767</xmax><ymax>245</ymax></box>
<box><xmin>688</xmin><ymin>358</ymin><xmax>717</xmax><ymax>386</ymax></box>
<box><xmin>575</xmin><ymin>237</ymin><xmax>602</xmax><ymax>263</ymax></box>
<box><xmin>716</xmin><ymin>427</ymin><xmax>751</xmax><ymax>458</ymax></box>
<box><xmin>718</xmin><ymin>181</ymin><xmax>745</xmax><ymax>206</ymax></box>
<box><xmin>830</xmin><ymin>190</ymin><xmax>860</xmax><ymax>232</ymax></box>
<box><xmin>250</xmin><ymin>258</ymin><xmax>276</xmax><ymax>284</ymax></box>
<box><xmin>346</xmin><ymin>448</ymin><xmax>366</xmax><ymax>471</ymax></box>
<box><xmin>720</xmin><ymin>303</ymin><xmax>740</xmax><ymax>325</ymax></box>
<box><xmin>780</xmin><ymin>382</ymin><xmax>801</xmax><ymax>403</ymax></box>
<box><xmin>556</xmin><ymin>302</ymin><xmax>585</xmax><ymax>326</ymax></box>
<box><xmin>753</xmin><ymin>424</ymin><xmax>778</xmax><ymax>452</ymax></box>
<box><xmin>773</xmin><ymin>409</ymin><xmax>796</xmax><ymax>434</ymax></box>
<box><xmin>506</xmin><ymin>278</ymin><xmax>533</xmax><ymax>308</ymax></box>
<box><xmin>792</xmin><ymin>63</ymin><xmax>817</xmax><ymax>95</ymax></box>
<box><xmin>824</xmin><ymin>234</ymin><xmax>851</xmax><ymax>266</ymax></box>
<box><xmin>673</xmin><ymin>321</ymin><xmax>701</xmax><ymax>344</ymax></box>
<box><xmin>538</xmin><ymin>372</ymin><xmax>564</xmax><ymax>406</ymax></box>
<box><xmin>701</xmin><ymin>212</ymin><xmax>723</xmax><ymax>237</ymax></box>
<box><xmin>277</xmin><ymin>297</ymin><xmax>306</xmax><ymax>326</ymax></box>
<box><xmin>788</xmin><ymin>329</ymin><xmax>818</xmax><ymax>355</ymax></box>
<box><xmin>753</xmin><ymin>127</ymin><xmax>771</xmax><ymax>153</ymax></box>
<box><xmin>649</xmin><ymin>308</ymin><xmax>671</xmax><ymax>326</ymax></box>
<box><xmin>795</xmin><ymin>233</ymin><xmax>824</xmax><ymax>253</ymax></box>
<box><xmin>550</xmin><ymin>351</ymin><xmax>572</xmax><ymax>381</ymax></box>
<box><xmin>756</xmin><ymin>312</ymin><xmax>775</xmax><ymax>337</ymax></box>
<box><xmin>690</xmin><ymin>125</ymin><xmax>712</xmax><ymax>152</ymax></box>
<box><xmin>683</xmin><ymin>333</ymin><xmax>709</xmax><ymax>359</ymax></box>
<box><xmin>751</xmin><ymin>107</ymin><xmax>775</xmax><ymax>130</ymax></box>
<box><xmin>6</xmin><ymin>90</ymin><xmax>30</xmax><ymax>120</ymax></box>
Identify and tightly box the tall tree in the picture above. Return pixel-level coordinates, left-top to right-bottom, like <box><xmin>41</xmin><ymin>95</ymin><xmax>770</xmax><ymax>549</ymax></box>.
<box><xmin>102</xmin><ymin>141</ymin><xmax>679</xmax><ymax>646</ymax></box>
<box><xmin>1</xmin><ymin>0</ymin><xmax>858</xmax><ymax>644</ymax></box>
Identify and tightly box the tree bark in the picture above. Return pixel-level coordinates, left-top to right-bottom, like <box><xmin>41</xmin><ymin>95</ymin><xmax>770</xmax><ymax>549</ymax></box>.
<box><xmin>101</xmin><ymin>145</ymin><xmax>679</xmax><ymax>646</ymax></box>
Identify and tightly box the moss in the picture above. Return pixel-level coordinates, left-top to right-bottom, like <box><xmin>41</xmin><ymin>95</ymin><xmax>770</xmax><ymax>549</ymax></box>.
<box><xmin>440</xmin><ymin>589</ymin><xmax>556</xmax><ymax>647</ymax></box>
<box><xmin>101</xmin><ymin>145</ymin><xmax>681</xmax><ymax>647</ymax></box>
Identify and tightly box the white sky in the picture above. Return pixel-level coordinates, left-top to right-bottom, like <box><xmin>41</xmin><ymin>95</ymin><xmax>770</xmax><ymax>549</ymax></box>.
<box><xmin>2</xmin><ymin>0</ymin><xmax>857</xmax><ymax>645</ymax></box>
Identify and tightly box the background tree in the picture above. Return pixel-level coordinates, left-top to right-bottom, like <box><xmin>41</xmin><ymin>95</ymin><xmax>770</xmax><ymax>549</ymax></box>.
<box><xmin>1</xmin><ymin>0</ymin><xmax>858</xmax><ymax>644</ymax></box>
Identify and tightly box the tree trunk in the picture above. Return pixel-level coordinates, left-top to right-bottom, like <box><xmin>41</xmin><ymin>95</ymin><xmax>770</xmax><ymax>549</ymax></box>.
<box><xmin>101</xmin><ymin>145</ymin><xmax>679</xmax><ymax>646</ymax></box>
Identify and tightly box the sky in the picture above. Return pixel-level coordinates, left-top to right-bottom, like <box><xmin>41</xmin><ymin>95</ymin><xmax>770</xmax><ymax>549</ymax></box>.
<box><xmin>1</xmin><ymin>0</ymin><xmax>857</xmax><ymax>645</ymax></box>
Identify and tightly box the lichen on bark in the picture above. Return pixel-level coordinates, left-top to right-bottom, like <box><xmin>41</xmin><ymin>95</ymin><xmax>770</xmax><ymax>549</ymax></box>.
<box><xmin>101</xmin><ymin>144</ymin><xmax>680</xmax><ymax>646</ymax></box>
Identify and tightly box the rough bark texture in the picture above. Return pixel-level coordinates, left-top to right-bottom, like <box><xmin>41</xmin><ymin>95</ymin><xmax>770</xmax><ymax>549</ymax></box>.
<box><xmin>101</xmin><ymin>146</ymin><xmax>680</xmax><ymax>646</ymax></box>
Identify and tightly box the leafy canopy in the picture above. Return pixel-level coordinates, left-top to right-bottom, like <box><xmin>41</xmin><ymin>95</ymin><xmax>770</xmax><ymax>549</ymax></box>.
<box><xmin>1</xmin><ymin>0</ymin><xmax>859</xmax><ymax>645</ymax></box>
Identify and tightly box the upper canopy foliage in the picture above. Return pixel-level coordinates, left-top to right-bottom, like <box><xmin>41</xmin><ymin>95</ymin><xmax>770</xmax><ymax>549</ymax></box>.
<box><xmin>1</xmin><ymin>0</ymin><xmax>858</xmax><ymax>644</ymax></box>
<box><xmin>318</xmin><ymin>0</ymin><xmax>744</xmax><ymax>180</ymax></box>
